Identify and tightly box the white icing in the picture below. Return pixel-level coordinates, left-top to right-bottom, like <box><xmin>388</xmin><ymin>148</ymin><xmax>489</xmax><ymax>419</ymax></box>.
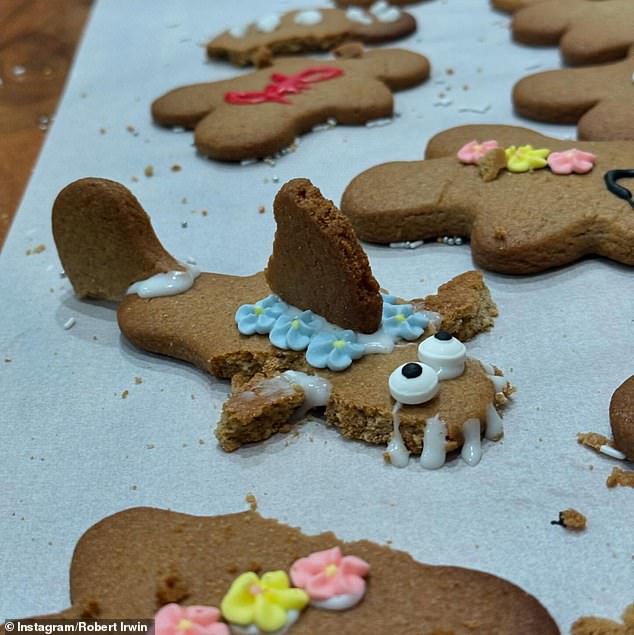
<box><xmin>357</xmin><ymin>327</ymin><xmax>396</xmax><ymax>354</ymax></box>
<box><xmin>485</xmin><ymin>402</ymin><xmax>504</xmax><ymax>441</ymax></box>
<box><xmin>252</xmin><ymin>376</ymin><xmax>298</xmax><ymax>399</ymax></box>
<box><xmin>487</xmin><ymin>373</ymin><xmax>508</xmax><ymax>394</ymax></box>
<box><xmin>126</xmin><ymin>263</ymin><xmax>200</xmax><ymax>298</ymax></box>
<box><xmin>346</xmin><ymin>7</ymin><xmax>373</xmax><ymax>25</ymax></box>
<box><xmin>370</xmin><ymin>0</ymin><xmax>401</xmax><ymax>22</ymax></box>
<box><xmin>228</xmin><ymin>24</ymin><xmax>248</xmax><ymax>38</ymax></box>
<box><xmin>293</xmin><ymin>9</ymin><xmax>322</xmax><ymax>26</ymax></box>
<box><xmin>418</xmin><ymin>333</ymin><xmax>466</xmax><ymax>380</ymax></box>
<box><xmin>420</xmin><ymin>415</ymin><xmax>447</xmax><ymax>469</ymax></box>
<box><xmin>312</xmin><ymin>590</ymin><xmax>365</xmax><ymax>610</ymax></box>
<box><xmin>387</xmin><ymin>402</ymin><xmax>410</xmax><ymax>468</ymax></box>
<box><xmin>479</xmin><ymin>361</ymin><xmax>495</xmax><ymax>375</ymax></box>
<box><xmin>256</xmin><ymin>13</ymin><xmax>281</xmax><ymax>33</ymax></box>
<box><xmin>461</xmin><ymin>418</ymin><xmax>482</xmax><ymax>466</ymax></box>
<box><xmin>230</xmin><ymin>610</ymin><xmax>299</xmax><ymax>635</ymax></box>
<box><xmin>282</xmin><ymin>370</ymin><xmax>331</xmax><ymax>410</ymax></box>
<box><xmin>599</xmin><ymin>445</ymin><xmax>626</xmax><ymax>460</ymax></box>
<box><xmin>388</xmin><ymin>362</ymin><xmax>439</xmax><ymax>405</ymax></box>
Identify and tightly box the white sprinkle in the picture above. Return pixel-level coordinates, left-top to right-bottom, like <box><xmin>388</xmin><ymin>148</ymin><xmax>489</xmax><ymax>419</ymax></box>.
<box><xmin>599</xmin><ymin>445</ymin><xmax>626</xmax><ymax>460</ymax></box>
<box><xmin>365</xmin><ymin>117</ymin><xmax>393</xmax><ymax>128</ymax></box>
<box><xmin>185</xmin><ymin>256</ymin><xmax>197</xmax><ymax>265</ymax></box>
<box><xmin>63</xmin><ymin>317</ymin><xmax>76</xmax><ymax>330</ymax></box>
<box><xmin>272</xmin><ymin>176</ymin><xmax>279</xmax><ymax>183</ymax></box>
<box><xmin>458</xmin><ymin>104</ymin><xmax>492</xmax><ymax>114</ymax></box>
<box><xmin>389</xmin><ymin>240</ymin><xmax>423</xmax><ymax>249</ymax></box>
<box><xmin>455</xmin><ymin>237</ymin><xmax>463</xmax><ymax>245</ymax></box>
<box><xmin>240</xmin><ymin>158</ymin><xmax>258</xmax><ymax>166</ymax></box>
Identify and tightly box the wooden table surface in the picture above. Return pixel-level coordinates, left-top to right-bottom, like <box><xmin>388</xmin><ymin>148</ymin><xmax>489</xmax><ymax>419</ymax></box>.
<box><xmin>0</xmin><ymin>0</ymin><xmax>92</xmax><ymax>249</ymax></box>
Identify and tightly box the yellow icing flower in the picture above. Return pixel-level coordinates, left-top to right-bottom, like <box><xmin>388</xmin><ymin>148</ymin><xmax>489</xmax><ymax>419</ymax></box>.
<box><xmin>220</xmin><ymin>571</ymin><xmax>309</xmax><ymax>633</ymax></box>
<box><xmin>505</xmin><ymin>145</ymin><xmax>550</xmax><ymax>173</ymax></box>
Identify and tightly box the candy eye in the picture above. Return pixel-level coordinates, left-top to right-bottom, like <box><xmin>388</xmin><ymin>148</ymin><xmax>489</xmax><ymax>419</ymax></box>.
<box><xmin>417</xmin><ymin>330</ymin><xmax>467</xmax><ymax>380</ymax></box>
<box><xmin>389</xmin><ymin>362</ymin><xmax>439</xmax><ymax>405</ymax></box>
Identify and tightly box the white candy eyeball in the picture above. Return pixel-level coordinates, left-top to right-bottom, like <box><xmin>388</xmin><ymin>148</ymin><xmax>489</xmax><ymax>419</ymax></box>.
<box><xmin>417</xmin><ymin>331</ymin><xmax>466</xmax><ymax>380</ymax></box>
<box><xmin>389</xmin><ymin>362</ymin><xmax>439</xmax><ymax>405</ymax></box>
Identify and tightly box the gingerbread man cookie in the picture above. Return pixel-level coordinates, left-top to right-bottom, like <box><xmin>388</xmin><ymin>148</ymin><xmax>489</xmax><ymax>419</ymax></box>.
<box><xmin>511</xmin><ymin>0</ymin><xmax>634</xmax><ymax>65</ymax></box>
<box><xmin>610</xmin><ymin>375</ymin><xmax>634</xmax><ymax>461</ymax></box>
<box><xmin>513</xmin><ymin>45</ymin><xmax>634</xmax><ymax>141</ymax></box>
<box><xmin>207</xmin><ymin>6</ymin><xmax>417</xmax><ymax>67</ymax></box>
<box><xmin>53</xmin><ymin>177</ymin><xmax>509</xmax><ymax>469</ymax></box>
<box><xmin>341</xmin><ymin>124</ymin><xmax>634</xmax><ymax>274</ymax></box>
<box><xmin>151</xmin><ymin>48</ymin><xmax>430</xmax><ymax>161</ymax></box>
<box><xmin>8</xmin><ymin>507</ymin><xmax>560</xmax><ymax>634</ymax></box>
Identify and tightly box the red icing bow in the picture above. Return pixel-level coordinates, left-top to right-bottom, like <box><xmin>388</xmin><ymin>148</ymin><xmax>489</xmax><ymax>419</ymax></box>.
<box><xmin>225</xmin><ymin>67</ymin><xmax>344</xmax><ymax>105</ymax></box>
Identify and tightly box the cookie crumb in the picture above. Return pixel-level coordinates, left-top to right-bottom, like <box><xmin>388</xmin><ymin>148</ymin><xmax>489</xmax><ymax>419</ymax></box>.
<box><xmin>121</xmin><ymin>390</ymin><xmax>129</xmax><ymax>400</ymax></box>
<box><xmin>99</xmin><ymin>128</ymin><xmax>107</xmax><ymax>135</ymax></box>
<box><xmin>245</xmin><ymin>493</ymin><xmax>258</xmax><ymax>511</ymax></box>
<box><xmin>201</xmin><ymin>209</ymin><xmax>208</xmax><ymax>216</ymax></box>
<box><xmin>606</xmin><ymin>467</ymin><xmax>634</xmax><ymax>488</ymax></box>
<box><xmin>571</xmin><ymin>603</ymin><xmax>634</xmax><ymax>635</ymax></box>
<box><xmin>446</xmin><ymin>67</ymin><xmax>454</xmax><ymax>75</ymax></box>
<box><xmin>258</xmin><ymin>205</ymin><xmax>266</xmax><ymax>214</ymax></box>
<box><xmin>26</xmin><ymin>244</ymin><xmax>46</xmax><ymax>256</ymax></box>
<box><xmin>551</xmin><ymin>509</ymin><xmax>587</xmax><ymax>530</ymax></box>
<box><xmin>170</xmin><ymin>164</ymin><xmax>182</xmax><ymax>172</ymax></box>
<box><xmin>479</xmin><ymin>148</ymin><xmax>507</xmax><ymax>182</ymax></box>
<box><xmin>134</xmin><ymin>376</ymin><xmax>143</xmax><ymax>385</ymax></box>
<box><xmin>578</xmin><ymin>432</ymin><xmax>626</xmax><ymax>459</ymax></box>
<box><xmin>494</xmin><ymin>226</ymin><xmax>507</xmax><ymax>240</ymax></box>
<box><xmin>126</xmin><ymin>125</ymin><xmax>138</xmax><ymax>136</ymax></box>
<box><xmin>144</xmin><ymin>165</ymin><xmax>154</xmax><ymax>177</ymax></box>
<box><xmin>130</xmin><ymin>484</ymin><xmax>137</xmax><ymax>491</ymax></box>
<box><xmin>181</xmin><ymin>197</ymin><xmax>188</xmax><ymax>204</ymax></box>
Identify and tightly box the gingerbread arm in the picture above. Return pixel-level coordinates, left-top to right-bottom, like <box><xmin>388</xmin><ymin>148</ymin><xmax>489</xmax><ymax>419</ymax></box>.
<box><xmin>346</xmin><ymin>48</ymin><xmax>430</xmax><ymax>90</ymax></box>
<box><xmin>511</xmin><ymin>0</ymin><xmax>578</xmax><ymax>45</ymax></box>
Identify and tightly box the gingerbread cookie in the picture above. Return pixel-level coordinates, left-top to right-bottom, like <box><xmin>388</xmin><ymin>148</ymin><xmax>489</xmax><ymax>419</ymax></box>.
<box><xmin>609</xmin><ymin>375</ymin><xmax>634</xmax><ymax>461</ymax></box>
<box><xmin>9</xmin><ymin>507</ymin><xmax>559</xmax><ymax>634</ymax></box>
<box><xmin>513</xmin><ymin>46</ymin><xmax>634</xmax><ymax>141</ymax></box>
<box><xmin>207</xmin><ymin>7</ymin><xmax>416</xmax><ymax>67</ymax></box>
<box><xmin>340</xmin><ymin>124</ymin><xmax>634</xmax><ymax>274</ymax></box>
<box><xmin>54</xmin><ymin>177</ymin><xmax>509</xmax><ymax>468</ymax></box>
<box><xmin>511</xmin><ymin>0</ymin><xmax>634</xmax><ymax>65</ymax></box>
<box><xmin>151</xmin><ymin>48</ymin><xmax>430</xmax><ymax>161</ymax></box>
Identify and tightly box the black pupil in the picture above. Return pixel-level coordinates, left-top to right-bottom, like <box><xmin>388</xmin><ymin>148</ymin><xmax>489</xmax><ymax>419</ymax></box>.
<box><xmin>435</xmin><ymin>330</ymin><xmax>452</xmax><ymax>341</ymax></box>
<box><xmin>402</xmin><ymin>363</ymin><xmax>423</xmax><ymax>379</ymax></box>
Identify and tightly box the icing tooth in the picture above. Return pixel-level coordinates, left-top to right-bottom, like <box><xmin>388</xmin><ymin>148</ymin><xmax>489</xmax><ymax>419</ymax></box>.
<box><xmin>256</xmin><ymin>13</ymin><xmax>281</xmax><ymax>33</ymax></box>
<box><xmin>599</xmin><ymin>445</ymin><xmax>626</xmax><ymax>460</ymax></box>
<box><xmin>387</xmin><ymin>402</ymin><xmax>410</xmax><ymax>467</ymax></box>
<box><xmin>420</xmin><ymin>415</ymin><xmax>447</xmax><ymax>469</ymax></box>
<box><xmin>293</xmin><ymin>9</ymin><xmax>322</xmax><ymax>26</ymax></box>
<box><xmin>488</xmin><ymin>374</ymin><xmax>508</xmax><ymax>393</ymax></box>
<box><xmin>485</xmin><ymin>402</ymin><xmax>504</xmax><ymax>441</ymax></box>
<box><xmin>228</xmin><ymin>25</ymin><xmax>248</xmax><ymax>39</ymax></box>
<box><xmin>282</xmin><ymin>371</ymin><xmax>331</xmax><ymax>411</ymax></box>
<box><xmin>346</xmin><ymin>7</ymin><xmax>373</xmax><ymax>25</ymax></box>
<box><xmin>126</xmin><ymin>263</ymin><xmax>200</xmax><ymax>298</ymax></box>
<box><xmin>479</xmin><ymin>361</ymin><xmax>495</xmax><ymax>375</ymax></box>
<box><xmin>461</xmin><ymin>418</ymin><xmax>482</xmax><ymax>466</ymax></box>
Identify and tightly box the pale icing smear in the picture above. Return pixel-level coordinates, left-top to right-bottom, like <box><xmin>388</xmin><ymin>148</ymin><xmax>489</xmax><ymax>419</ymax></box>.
<box><xmin>345</xmin><ymin>7</ymin><xmax>373</xmax><ymax>25</ymax></box>
<box><xmin>312</xmin><ymin>591</ymin><xmax>365</xmax><ymax>611</ymax></box>
<box><xmin>230</xmin><ymin>610</ymin><xmax>299</xmax><ymax>635</ymax></box>
<box><xmin>282</xmin><ymin>370</ymin><xmax>332</xmax><ymax>414</ymax></box>
<box><xmin>485</xmin><ymin>402</ymin><xmax>504</xmax><ymax>441</ymax></box>
<box><xmin>487</xmin><ymin>373</ymin><xmax>508</xmax><ymax>393</ymax></box>
<box><xmin>126</xmin><ymin>263</ymin><xmax>200</xmax><ymax>298</ymax></box>
<box><xmin>420</xmin><ymin>415</ymin><xmax>447</xmax><ymax>469</ymax></box>
<box><xmin>461</xmin><ymin>418</ymin><xmax>482</xmax><ymax>466</ymax></box>
<box><xmin>387</xmin><ymin>402</ymin><xmax>410</xmax><ymax>468</ymax></box>
<box><xmin>256</xmin><ymin>13</ymin><xmax>281</xmax><ymax>33</ymax></box>
<box><xmin>293</xmin><ymin>9</ymin><xmax>322</xmax><ymax>26</ymax></box>
<box><xmin>370</xmin><ymin>0</ymin><xmax>401</xmax><ymax>22</ymax></box>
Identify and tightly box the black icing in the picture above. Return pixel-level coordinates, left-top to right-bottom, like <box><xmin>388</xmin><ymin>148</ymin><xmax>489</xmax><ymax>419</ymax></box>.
<box><xmin>435</xmin><ymin>330</ymin><xmax>452</xmax><ymax>341</ymax></box>
<box><xmin>604</xmin><ymin>169</ymin><xmax>634</xmax><ymax>209</ymax></box>
<box><xmin>402</xmin><ymin>362</ymin><xmax>423</xmax><ymax>379</ymax></box>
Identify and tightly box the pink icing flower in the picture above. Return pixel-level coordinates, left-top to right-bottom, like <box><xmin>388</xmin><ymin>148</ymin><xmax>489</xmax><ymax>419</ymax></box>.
<box><xmin>290</xmin><ymin>547</ymin><xmax>369</xmax><ymax>610</ymax></box>
<box><xmin>155</xmin><ymin>604</ymin><xmax>229</xmax><ymax>635</ymax></box>
<box><xmin>547</xmin><ymin>148</ymin><xmax>596</xmax><ymax>175</ymax></box>
<box><xmin>457</xmin><ymin>140</ymin><xmax>499</xmax><ymax>164</ymax></box>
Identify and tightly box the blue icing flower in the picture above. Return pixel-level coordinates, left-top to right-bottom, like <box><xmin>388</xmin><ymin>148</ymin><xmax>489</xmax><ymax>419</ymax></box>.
<box><xmin>305</xmin><ymin>330</ymin><xmax>365</xmax><ymax>371</ymax></box>
<box><xmin>235</xmin><ymin>295</ymin><xmax>287</xmax><ymax>335</ymax></box>
<box><xmin>382</xmin><ymin>303</ymin><xmax>429</xmax><ymax>341</ymax></box>
<box><xmin>269</xmin><ymin>310</ymin><xmax>323</xmax><ymax>351</ymax></box>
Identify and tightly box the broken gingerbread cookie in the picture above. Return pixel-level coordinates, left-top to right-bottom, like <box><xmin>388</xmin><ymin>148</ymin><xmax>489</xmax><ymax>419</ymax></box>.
<box><xmin>340</xmin><ymin>123</ymin><xmax>634</xmax><ymax>274</ymax></box>
<box><xmin>513</xmin><ymin>45</ymin><xmax>634</xmax><ymax>141</ymax></box>
<box><xmin>609</xmin><ymin>375</ymin><xmax>634</xmax><ymax>461</ymax></box>
<box><xmin>207</xmin><ymin>6</ymin><xmax>417</xmax><ymax>67</ymax></box>
<box><xmin>510</xmin><ymin>0</ymin><xmax>634</xmax><ymax>65</ymax></box>
<box><xmin>151</xmin><ymin>48</ymin><xmax>430</xmax><ymax>161</ymax></box>
<box><xmin>8</xmin><ymin>507</ymin><xmax>560</xmax><ymax>634</ymax></box>
<box><xmin>53</xmin><ymin>177</ymin><xmax>510</xmax><ymax>469</ymax></box>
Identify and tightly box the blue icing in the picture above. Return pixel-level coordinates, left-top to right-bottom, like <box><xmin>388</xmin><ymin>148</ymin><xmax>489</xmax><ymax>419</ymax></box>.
<box><xmin>235</xmin><ymin>294</ymin><xmax>287</xmax><ymax>335</ymax></box>
<box><xmin>269</xmin><ymin>310</ymin><xmax>323</xmax><ymax>351</ymax></box>
<box><xmin>381</xmin><ymin>292</ymin><xmax>399</xmax><ymax>305</ymax></box>
<box><xmin>382</xmin><ymin>303</ymin><xmax>429</xmax><ymax>341</ymax></box>
<box><xmin>305</xmin><ymin>330</ymin><xmax>365</xmax><ymax>371</ymax></box>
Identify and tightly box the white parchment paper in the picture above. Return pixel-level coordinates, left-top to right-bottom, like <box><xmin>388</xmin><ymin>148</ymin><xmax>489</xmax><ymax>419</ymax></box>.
<box><xmin>1</xmin><ymin>0</ymin><xmax>633</xmax><ymax>630</ymax></box>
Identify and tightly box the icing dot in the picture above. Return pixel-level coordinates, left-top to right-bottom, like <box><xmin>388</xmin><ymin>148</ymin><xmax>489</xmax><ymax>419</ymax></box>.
<box><xmin>435</xmin><ymin>330</ymin><xmax>452</xmax><ymax>341</ymax></box>
<box><xmin>294</xmin><ymin>9</ymin><xmax>323</xmax><ymax>26</ymax></box>
<box><xmin>402</xmin><ymin>362</ymin><xmax>423</xmax><ymax>379</ymax></box>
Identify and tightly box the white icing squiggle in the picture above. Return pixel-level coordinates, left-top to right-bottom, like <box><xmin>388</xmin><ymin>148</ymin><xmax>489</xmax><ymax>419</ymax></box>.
<box><xmin>256</xmin><ymin>13</ymin><xmax>281</xmax><ymax>33</ymax></box>
<box><xmin>228</xmin><ymin>25</ymin><xmax>248</xmax><ymax>38</ymax></box>
<box><xmin>420</xmin><ymin>415</ymin><xmax>447</xmax><ymax>469</ymax></box>
<box><xmin>387</xmin><ymin>402</ymin><xmax>410</xmax><ymax>467</ymax></box>
<box><xmin>294</xmin><ymin>9</ymin><xmax>322</xmax><ymax>26</ymax></box>
<box><xmin>488</xmin><ymin>373</ymin><xmax>508</xmax><ymax>393</ymax></box>
<box><xmin>485</xmin><ymin>402</ymin><xmax>504</xmax><ymax>440</ymax></box>
<box><xmin>461</xmin><ymin>418</ymin><xmax>482</xmax><ymax>466</ymax></box>
<box><xmin>346</xmin><ymin>7</ymin><xmax>372</xmax><ymax>25</ymax></box>
<box><xmin>282</xmin><ymin>370</ymin><xmax>331</xmax><ymax>413</ymax></box>
<box><xmin>126</xmin><ymin>263</ymin><xmax>200</xmax><ymax>298</ymax></box>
